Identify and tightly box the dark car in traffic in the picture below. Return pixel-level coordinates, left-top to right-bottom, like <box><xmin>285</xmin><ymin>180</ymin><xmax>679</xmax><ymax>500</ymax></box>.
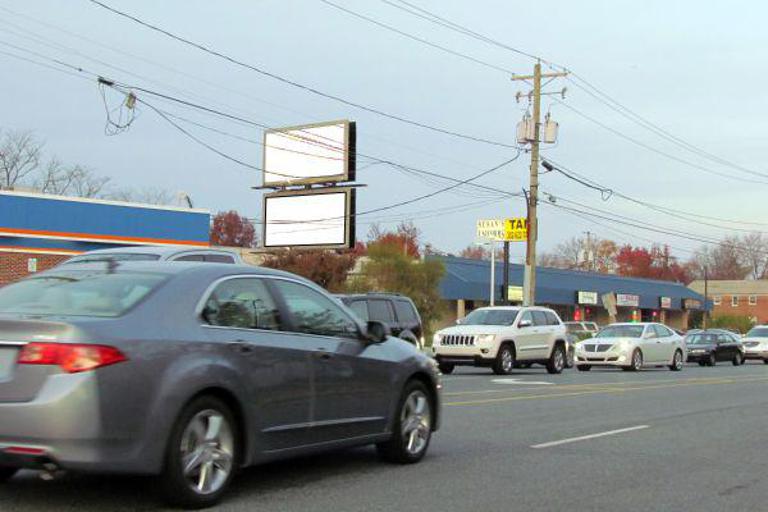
<box><xmin>0</xmin><ymin>262</ymin><xmax>441</xmax><ymax>508</ymax></box>
<box><xmin>337</xmin><ymin>293</ymin><xmax>424</xmax><ymax>349</ymax></box>
<box><xmin>685</xmin><ymin>330</ymin><xmax>745</xmax><ymax>366</ymax></box>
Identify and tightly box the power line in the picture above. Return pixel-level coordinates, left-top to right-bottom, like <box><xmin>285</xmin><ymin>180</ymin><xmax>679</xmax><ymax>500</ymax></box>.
<box><xmin>86</xmin><ymin>0</ymin><xmax>518</xmax><ymax>149</ymax></box>
<box><xmin>543</xmin><ymin>158</ymin><xmax>768</xmax><ymax>232</ymax></box>
<box><xmin>374</xmin><ymin>0</ymin><xmax>768</xmax><ymax>184</ymax></box>
<box><xmin>317</xmin><ymin>0</ymin><xmax>513</xmax><ymax>75</ymax></box>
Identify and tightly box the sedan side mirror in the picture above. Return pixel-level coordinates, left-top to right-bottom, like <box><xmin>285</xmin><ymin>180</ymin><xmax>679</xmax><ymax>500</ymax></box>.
<box><xmin>518</xmin><ymin>319</ymin><xmax>533</xmax><ymax>328</ymax></box>
<box><xmin>456</xmin><ymin>317</ymin><xmax>464</xmax><ymax>325</ymax></box>
<box><xmin>364</xmin><ymin>320</ymin><xmax>390</xmax><ymax>344</ymax></box>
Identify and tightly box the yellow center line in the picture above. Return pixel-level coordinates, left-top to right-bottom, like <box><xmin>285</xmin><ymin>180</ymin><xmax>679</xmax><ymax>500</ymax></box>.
<box><xmin>445</xmin><ymin>376</ymin><xmax>768</xmax><ymax>407</ymax></box>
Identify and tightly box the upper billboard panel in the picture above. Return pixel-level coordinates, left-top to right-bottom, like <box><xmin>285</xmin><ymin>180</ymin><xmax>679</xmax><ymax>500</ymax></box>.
<box><xmin>262</xmin><ymin>187</ymin><xmax>355</xmax><ymax>249</ymax></box>
<box><xmin>262</xmin><ymin>120</ymin><xmax>356</xmax><ymax>187</ymax></box>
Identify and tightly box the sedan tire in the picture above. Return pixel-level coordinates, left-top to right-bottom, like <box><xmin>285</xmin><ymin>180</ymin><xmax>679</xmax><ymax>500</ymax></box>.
<box><xmin>492</xmin><ymin>344</ymin><xmax>516</xmax><ymax>375</ymax></box>
<box><xmin>0</xmin><ymin>467</ymin><xmax>18</xmax><ymax>483</ymax></box>
<box><xmin>669</xmin><ymin>350</ymin><xmax>684</xmax><ymax>371</ymax></box>
<box><xmin>627</xmin><ymin>349</ymin><xmax>643</xmax><ymax>371</ymax></box>
<box><xmin>708</xmin><ymin>353</ymin><xmax>716</xmax><ymax>367</ymax></box>
<box><xmin>733</xmin><ymin>352</ymin><xmax>744</xmax><ymax>366</ymax></box>
<box><xmin>377</xmin><ymin>380</ymin><xmax>433</xmax><ymax>464</ymax></box>
<box><xmin>160</xmin><ymin>396</ymin><xmax>239</xmax><ymax>509</ymax></box>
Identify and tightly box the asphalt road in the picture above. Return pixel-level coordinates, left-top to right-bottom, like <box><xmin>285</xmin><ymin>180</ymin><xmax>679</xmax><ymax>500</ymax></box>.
<box><xmin>3</xmin><ymin>361</ymin><xmax>768</xmax><ymax>511</ymax></box>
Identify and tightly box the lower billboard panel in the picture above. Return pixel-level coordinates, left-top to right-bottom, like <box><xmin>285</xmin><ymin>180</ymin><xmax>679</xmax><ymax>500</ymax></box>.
<box><xmin>263</xmin><ymin>188</ymin><xmax>355</xmax><ymax>249</ymax></box>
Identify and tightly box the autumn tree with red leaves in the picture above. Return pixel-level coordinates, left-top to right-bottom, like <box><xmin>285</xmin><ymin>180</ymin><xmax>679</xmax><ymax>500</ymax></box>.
<box><xmin>209</xmin><ymin>210</ymin><xmax>257</xmax><ymax>248</ymax></box>
<box><xmin>616</xmin><ymin>244</ymin><xmax>691</xmax><ymax>283</ymax></box>
<box><xmin>260</xmin><ymin>249</ymin><xmax>358</xmax><ymax>292</ymax></box>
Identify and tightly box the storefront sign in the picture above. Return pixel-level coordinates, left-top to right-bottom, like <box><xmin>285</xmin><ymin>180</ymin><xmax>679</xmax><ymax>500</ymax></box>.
<box><xmin>507</xmin><ymin>286</ymin><xmax>524</xmax><ymax>302</ymax></box>
<box><xmin>577</xmin><ymin>291</ymin><xmax>598</xmax><ymax>305</ymax></box>
<box><xmin>684</xmin><ymin>298</ymin><xmax>702</xmax><ymax>310</ymax></box>
<box><xmin>477</xmin><ymin>218</ymin><xmax>528</xmax><ymax>242</ymax></box>
<box><xmin>660</xmin><ymin>297</ymin><xmax>672</xmax><ymax>309</ymax></box>
<box><xmin>616</xmin><ymin>293</ymin><xmax>640</xmax><ymax>308</ymax></box>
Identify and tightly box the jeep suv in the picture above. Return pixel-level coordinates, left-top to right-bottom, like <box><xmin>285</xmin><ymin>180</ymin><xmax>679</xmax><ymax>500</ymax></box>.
<box><xmin>432</xmin><ymin>306</ymin><xmax>568</xmax><ymax>375</ymax></box>
<box><xmin>337</xmin><ymin>293</ymin><xmax>424</xmax><ymax>349</ymax></box>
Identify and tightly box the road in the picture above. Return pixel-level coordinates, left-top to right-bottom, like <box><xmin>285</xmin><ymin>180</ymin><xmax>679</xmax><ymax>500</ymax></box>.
<box><xmin>3</xmin><ymin>362</ymin><xmax>768</xmax><ymax>511</ymax></box>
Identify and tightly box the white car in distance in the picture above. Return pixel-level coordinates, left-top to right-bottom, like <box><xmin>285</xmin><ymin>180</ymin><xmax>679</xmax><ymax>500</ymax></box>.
<box><xmin>742</xmin><ymin>325</ymin><xmax>768</xmax><ymax>363</ymax></box>
<box><xmin>432</xmin><ymin>306</ymin><xmax>569</xmax><ymax>376</ymax></box>
<box><xmin>575</xmin><ymin>322</ymin><xmax>685</xmax><ymax>372</ymax></box>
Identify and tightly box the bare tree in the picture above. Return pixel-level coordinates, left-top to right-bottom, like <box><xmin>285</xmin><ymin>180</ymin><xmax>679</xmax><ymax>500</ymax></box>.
<box><xmin>0</xmin><ymin>130</ymin><xmax>42</xmax><ymax>189</ymax></box>
<box><xmin>35</xmin><ymin>160</ymin><xmax>110</xmax><ymax>198</ymax></box>
<box><xmin>739</xmin><ymin>232</ymin><xmax>768</xmax><ymax>280</ymax></box>
<box><xmin>106</xmin><ymin>187</ymin><xmax>175</xmax><ymax>206</ymax></box>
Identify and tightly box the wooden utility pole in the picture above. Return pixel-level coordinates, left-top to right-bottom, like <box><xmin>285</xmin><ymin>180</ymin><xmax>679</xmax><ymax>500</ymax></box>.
<box><xmin>511</xmin><ymin>62</ymin><xmax>567</xmax><ymax>306</ymax></box>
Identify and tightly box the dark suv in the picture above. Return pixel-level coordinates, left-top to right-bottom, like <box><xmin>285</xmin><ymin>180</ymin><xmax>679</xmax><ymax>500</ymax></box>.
<box><xmin>338</xmin><ymin>293</ymin><xmax>424</xmax><ymax>349</ymax></box>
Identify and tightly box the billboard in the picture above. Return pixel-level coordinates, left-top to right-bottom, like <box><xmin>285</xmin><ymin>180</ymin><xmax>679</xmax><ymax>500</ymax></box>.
<box><xmin>262</xmin><ymin>188</ymin><xmax>355</xmax><ymax>249</ymax></box>
<box><xmin>262</xmin><ymin>120</ymin><xmax>356</xmax><ymax>187</ymax></box>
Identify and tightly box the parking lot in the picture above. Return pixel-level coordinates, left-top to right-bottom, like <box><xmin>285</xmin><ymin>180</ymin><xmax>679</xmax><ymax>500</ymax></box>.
<box><xmin>3</xmin><ymin>361</ymin><xmax>767</xmax><ymax>512</ymax></box>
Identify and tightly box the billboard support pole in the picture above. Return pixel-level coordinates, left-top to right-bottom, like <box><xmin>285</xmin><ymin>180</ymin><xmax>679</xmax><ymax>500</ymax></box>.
<box><xmin>503</xmin><ymin>241</ymin><xmax>510</xmax><ymax>305</ymax></box>
<box><xmin>490</xmin><ymin>243</ymin><xmax>495</xmax><ymax>306</ymax></box>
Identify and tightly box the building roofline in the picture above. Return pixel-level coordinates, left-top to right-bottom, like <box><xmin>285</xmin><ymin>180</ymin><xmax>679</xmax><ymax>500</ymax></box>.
<box><xmin>0</xmin><ymin>189</ymin><xmax>210</xmax><ymax>214</ymax></box>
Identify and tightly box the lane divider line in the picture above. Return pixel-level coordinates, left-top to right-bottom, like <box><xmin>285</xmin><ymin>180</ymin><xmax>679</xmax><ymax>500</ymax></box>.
<box><xmin>531</xmin><ymin>425</ymin><xmax>650</xmax><ymax>449</ymax></box>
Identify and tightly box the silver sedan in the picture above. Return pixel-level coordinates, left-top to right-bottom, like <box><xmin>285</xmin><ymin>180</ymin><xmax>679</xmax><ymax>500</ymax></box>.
<box><xmin>0</xmin><ymin>262</ymin><xmax>441</xmax><ymax>508</ymax></box>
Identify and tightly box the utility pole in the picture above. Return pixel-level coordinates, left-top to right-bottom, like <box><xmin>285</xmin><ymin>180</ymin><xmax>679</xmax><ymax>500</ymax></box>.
<box><xmin>511</xmin><ymin>62</ymin><xmax>568</xmax><ymax>306</ymax></box>
<box><xmin>703</xmin><ymin>265</ymin><xmax>709</xmax><ymax>330</ymax></box>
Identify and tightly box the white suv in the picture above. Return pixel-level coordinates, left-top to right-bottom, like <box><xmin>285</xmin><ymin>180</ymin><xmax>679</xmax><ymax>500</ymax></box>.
<box><xmin>432</xmin><ymin>306</ymin><xmax>569</xmax><ymax>375</ymax></box>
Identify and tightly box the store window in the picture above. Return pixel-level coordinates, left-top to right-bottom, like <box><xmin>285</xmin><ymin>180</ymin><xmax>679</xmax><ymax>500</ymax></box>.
<box><xmin>749</xmin><ymin>295</ymin><xmax>757</xmax><ymax>306</ymax></box>
<box><xmin>732</xmin><ymin>296</ymin><xmax>739</xmax><ymax>307</ymax></box>
<box><xmin>713</xmin><ymin>295</ymin><xmax>721</xmax><ymax>306</ymax></box>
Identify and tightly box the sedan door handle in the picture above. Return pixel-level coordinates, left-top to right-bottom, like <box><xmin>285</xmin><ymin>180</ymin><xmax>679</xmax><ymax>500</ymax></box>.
<box><xmin>315</xmin><ymin>349</ymin><xmax>332</xmax><ymax>360</ymax></box>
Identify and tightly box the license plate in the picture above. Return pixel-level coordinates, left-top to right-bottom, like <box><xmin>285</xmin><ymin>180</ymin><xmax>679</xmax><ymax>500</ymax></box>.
<box><xmin>0</xmin><ymin>348</ymin><xmax>17</xmax><ymax>380</ymax></box>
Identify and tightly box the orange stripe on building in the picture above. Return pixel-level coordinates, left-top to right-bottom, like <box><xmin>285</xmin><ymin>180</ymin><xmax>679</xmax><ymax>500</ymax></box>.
<box><xmin>0</xmin><ymin>227</ymin><xmax>209</xmax><ymax>247</ymax></box>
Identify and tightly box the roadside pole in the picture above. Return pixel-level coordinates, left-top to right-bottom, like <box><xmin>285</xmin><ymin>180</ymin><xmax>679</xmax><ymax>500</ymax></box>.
<box><xmin>511</xmin><ymin>62</ymin><xmax>567</xmax><ymax>306</ymax></box>
<box><xmin>503</xmin><ymin>241</ymin><xmax>510</xmax><ymax>304</ymax></box>
<box><xmin>703</xmin><ymin>266</ymin><xmax>709</xmax><ymax>329</ymax></box>
<box><xmin>490</xmin><ymin>244</ymin><xmax>496</xmax><ymax>306</ymax></box>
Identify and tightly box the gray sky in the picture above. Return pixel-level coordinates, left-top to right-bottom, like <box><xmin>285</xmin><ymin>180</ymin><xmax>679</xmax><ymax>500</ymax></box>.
<box><xmin>2</xmin><ymin>0</ymin><xmax>766</xmax><ymax>261</ymax></box>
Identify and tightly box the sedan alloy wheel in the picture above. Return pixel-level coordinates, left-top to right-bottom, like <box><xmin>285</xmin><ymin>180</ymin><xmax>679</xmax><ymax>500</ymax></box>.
<box><xmin>180</xmin><ymin>410</ymin><xmax>235</xmax><ymax>495</ymax></box>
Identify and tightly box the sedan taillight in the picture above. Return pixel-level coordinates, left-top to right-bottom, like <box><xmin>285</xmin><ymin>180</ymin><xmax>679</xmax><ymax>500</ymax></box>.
<box><xmin>17</xmin><ymin>343</ymin><xmax>127</xmax><ymax>373</ymax></box>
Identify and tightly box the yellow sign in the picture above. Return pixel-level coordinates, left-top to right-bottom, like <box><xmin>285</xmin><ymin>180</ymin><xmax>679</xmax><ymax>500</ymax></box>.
<box><xmin>507</xmin><ymin>286</ymin><xmax>524</xmax><ymax>302</ymax></box>
<box><xmin>477</xmin><ymin>218</ymin><xmax>528</xmax><ymax>242</ymax></box>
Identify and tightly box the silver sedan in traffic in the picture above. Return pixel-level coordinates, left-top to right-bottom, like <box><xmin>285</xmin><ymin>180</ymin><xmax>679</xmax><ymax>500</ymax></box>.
<box><xmin>0</xmin><ymin>262</ymin><xmax>441</xmax><ymax>508</ymax></box>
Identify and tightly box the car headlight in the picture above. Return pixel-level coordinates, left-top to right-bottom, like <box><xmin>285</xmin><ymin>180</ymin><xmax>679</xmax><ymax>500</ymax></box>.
<box><xmin>476</xmin><ymin>334</ymin><xmax>496</xmax><ymax>344</ymax></box>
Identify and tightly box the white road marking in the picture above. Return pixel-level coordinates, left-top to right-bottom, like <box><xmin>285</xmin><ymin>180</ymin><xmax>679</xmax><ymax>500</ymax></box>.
<box><xmin>531</xmin><ymin>425</ymin><xmax>650</xmax><ymax>449</ymax></box>
<box><xmin>492</xmin><ymin>378</ymin><xmax>554</xmax><ymax>386</ymax></box>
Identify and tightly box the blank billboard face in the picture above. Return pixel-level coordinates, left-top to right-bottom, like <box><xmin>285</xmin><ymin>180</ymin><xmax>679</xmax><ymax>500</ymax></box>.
<box><xmin>263</xmin><ymin>120</ymin><xmax>355</xmax><ymax>187</ymax></box>
<box><xmin>263</xmin><ymin>190</ymin><xmax>354</xmax><ymax>248</ymax></box>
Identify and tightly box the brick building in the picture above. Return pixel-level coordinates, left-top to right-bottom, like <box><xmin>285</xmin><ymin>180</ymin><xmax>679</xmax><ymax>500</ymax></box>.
<box><xmin>0</xmin><ymin>190</ymin><xmax>210</xmax><ymax>284</ymax></box>
<box><xmin>688</xmin><ymin>280</ymin><xmax>768</xmax><ymax>324</ymax></box>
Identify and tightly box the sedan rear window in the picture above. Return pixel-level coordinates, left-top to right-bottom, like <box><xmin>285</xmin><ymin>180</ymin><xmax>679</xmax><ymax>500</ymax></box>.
<box><xmin>0</xmin><ymin>272</ymin><xmax>166</xmax><ymax>317</ymax></box>
<box><xmin>64</xmin><ymin>253</ymin><xmax>161</xmax><ymax>264</ymax></box>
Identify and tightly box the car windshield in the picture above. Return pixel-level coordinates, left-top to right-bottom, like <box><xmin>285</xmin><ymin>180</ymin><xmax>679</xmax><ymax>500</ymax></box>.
<box><xmin>687</xmin><ymin>333</ymin><xmax>718</xmax><ymax>344</ymax></box>
<box><xmin>0</xmin><ymin>271</ymin><xmax>167</xmax><ymax>317</ymax></box>
<box><xmin>746</xmin><ymin>327</ymin><xmax>768</xmax><ymax>338</ymax></box>
<box><xmin>462</xmin><ymin>309</ymin><xmax>518</xmax><ymax>326</ymax></box>
<box><xmin>596</xmin><ymin>325</ymin><xmax>645</xmax><ymax>338</ymax></box>
<box><xmin>64</xmin><ymin>253</ymin><xmax>162</xmax><ymax>265</ymax></box>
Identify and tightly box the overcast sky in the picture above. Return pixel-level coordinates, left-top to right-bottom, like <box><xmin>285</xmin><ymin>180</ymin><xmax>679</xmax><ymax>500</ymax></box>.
<box><xmin>2</xmin><ymin>0</ymin><xmax>766</xmax><ymax>261</ymax></box>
